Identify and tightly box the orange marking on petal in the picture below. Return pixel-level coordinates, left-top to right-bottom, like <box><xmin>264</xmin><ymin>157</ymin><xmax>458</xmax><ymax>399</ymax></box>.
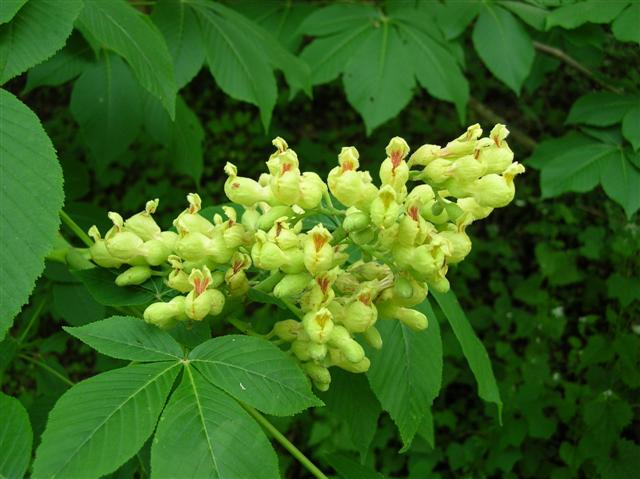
<box><xmin>408</xmin><ymin>205</ymin><xmax>419</xmax><ymax>221</ymax></box>
<box><xmin>313</xmin><ymin>233</ymin><xmax>328</xmax><ymax>251</ymax></box>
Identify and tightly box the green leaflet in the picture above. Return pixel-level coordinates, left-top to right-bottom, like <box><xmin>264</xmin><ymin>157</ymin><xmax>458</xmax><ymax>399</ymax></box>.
<box><xmin>32</xmin><ymin>362</ymin><xmax>180</xmax><ymax>479</ymax></box>
<box><xmin>622</xmin><ymin>103</ymin><xmax>640</xmax><ymax>150</ymax></box>
<box><xmin>612</xmin><ymin>3</ymin><xmax>640</xmax><ymax>44</ymax></box>
<box><xmin>472</xmin><ymin>4</ymin><xmax>534</xmax><ymax>94</ymax></box>
<box><xmin>77</xmin><ymin>0</ymin><xmax>177</xmax><ymax>118</ymax></box>
<box><xmin>365</xmin><ymin>300</ymin><xmax>442</xmax><ymax>450</ymax></box>
<box><xmin>151</xmin><ymin>366</ymin><xmax>280</xmax><ymax>479</ymax></box>
<box><xmin>190</xmin><ymin>335</ymin><xmax>322</xmax><ymax>416</ymax></box>
<box><xmin>0</xmin><ymin>0</ymin><xmax>27</xmax><ymax>24</ymax></box>
<box><xmin>566</xmin><ymin>92</ymin><xmax>638</xmax><ymax>127</ymax></box>
<box><xmin>64</xmin><ymin>316</ymin><xmax>184</xmax><ymax>362</ymax></box>
<box><xmin>70</xmin><ymin>53</ymin><xmax>143</xmax><ymax>168</ymax></box>
<box><xmin>0</xmin><ymin>0</ymin><xmax>83</xmax><ymax>83</ymax></box>
<box><xmin>0</xmin><ymin>89</ymin><xmax>64</xmax><ymax>339</ymax></box>
<box><xmin>546</xmin><ymin>0</ymin><xmax>629</xmax><ymax>30</ymax></box>
<box><xmin>430</xmin><ymin>290</ymin><xmax>503</xmax><ymax>421</ymax></box>
<box><xmin>0</xmin><ymin>392</ymin><xmax>32</xmax><ymax>479</ymax></box>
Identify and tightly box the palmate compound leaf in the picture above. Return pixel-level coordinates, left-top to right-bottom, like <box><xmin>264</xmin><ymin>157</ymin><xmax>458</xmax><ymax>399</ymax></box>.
<box><xmin>0</xmin><ymin>0</ymin><xmax>83</xmax><ymax>83</ymax></box>
<box><xmin>430</xmin><ymin>291</ymin><xmax>503</xmax><ymax>420</ymax></box>
<box><xmin>64</xmin><ymin>316</ymin><xmax>184</xmax><ymax>362</ymax></box>
<box><xmin>189</xmin><ymin>335</ymin><xmax>322</xmax><ymax>416</ymax></box>
<box><xmin>0</xmin><ymin>392</ymin><xmax>32</xmax><ymax>479</ymax></box>
<box><xmin>0</xmin><ymin>89</ymin><xmax>64</xmax><ymax>339</ymax></box>
<box><xmin>472</xmin><ymin>3</ymin><xmax>534</xmax><ymax>94</ymax></box>
<box><xmin>77</xmin><ymin>0</ymin><xmax>177</xmax><ymax>118</ymax></box>
<box><xmin>32</xmin><ymin>362</ymin><xmax>180</xmax><ymax>479</ymax></box>
<box><xmin>151</xmin><ymin>365</ymin><xmax>280</xmax><ymax>479</ymax></box>
<box><xmin>365</xmin><ymin>300</ymin><xmax>442</xmax><ymax>450</ymax></box>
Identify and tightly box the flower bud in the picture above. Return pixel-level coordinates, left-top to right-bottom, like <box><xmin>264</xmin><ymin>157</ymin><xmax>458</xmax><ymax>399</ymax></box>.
<box><xmin>380</xmin><ymin>136</ymin><xmax>410</xmax><ymax>191</ymax></box>
<box><xmin>257</xmin><ymin>205</ymin><xmax>293</xmax><ymax>231</ymax></box>
<box><xmin>300</xmin><ymin>269</ymin><xmax>337</xmax><ymax>311</ymax></box>
<box><xmin>271</xmin><ymin>319</ymin><xmax>302</xmax><ymax>342</ymax></box>
<box><xmin>370</xmin><ymin>185</ymin><xmax>401</xmax><ymax>228</ymax></box>
<box><xmin>342</xmin><ymin>208</ymin><xmax>370</xmax><ymax>233</ymax></box>
<box><xmin>270</xmin><ymin>162</ymin><xmax>301</xmax><ymax>206</ymax></box>
<box><xmin>343</xmin><ymin>294</ymin><xmax>378</xmax><ymax>333</ymax></box>
<box><xmin>115</xmin><ymin>265</ymin><xmax>152</xmax><ymax>286</ymax></box>
<box><xmin>224</xmin><ymin>162</ymin><xmax>269</xmax><ymax>206</ymax></box>
<box><xmin>225</xmin><ymin>253</ymin><xmax>251</xmax><ymax>297</ymax></box>
<box><xmin>144</xmin><ymin>296</ymin><xmax>186</xmax><ymax>329</ymax></box>
<box><xmin>175</xmin><ymin>232</ymin><xmax>210</xmax><ymax>262</ymax></box>
<box><xmin>328</xmin><ymin>326</ymin><xmax>365</xmax><ymax>363</ymax></box>
<box><xmin>269</xmin><ymin>219</ymin><xmax>299</xmax><ymax>250</ymax></box>
<box><xmin>291</xmin><ymin>340</ymin><xmax>327</xmax><ymax>362</ymax></box>
<box><xmin>124</xmin><ymin>199</ymin><xmax>161</xmax><ymax>241</ymax></box>
<box><xmin>241</xmin><ymin>207</ymin><xmax>261</xmax><ymax>231</ymax></box>
<box><xmin>174</xmin><ymin>194</ymin><xmax>216</xmax><ymax>236</ymax></box>
<box><xmin>301</xmin><ymin>362</ymin><xmax>331</xmax><ymax>391</ymax></box>
<box><xmin>329</xmin><ymin>349</ymin><xmax>370</xmax><ymax>373</ymax></box>
<box><xmin>423</xmin><ymin>158</ymin><xmax>453</xmax><ymax>184</ymax></box>
<box><xmin>303</xmin><ymin>225</ymin><xmax>333</xmax><ymax>275</ymax></box>
<box><xmin>251</xmin><ymin>231</ymin><xmax>286</xmax><ymax>271</ymax></box>
<box><xmin>185</xmin><ymin>288</ymin><xmax>225</xmax><ymax>321</ymax></box>
<box><xmin>297</xmin><ymin>172</ymin><xmax>326</xmax><ymax>209</ymax></box>
<box><xmin>168</xmin><ymin>267</ymin><xmax>191</xmax><ymax>293</ymax></box>
<box><xmin>303</xmin><ymin>308</ymin><xmax>334</xmax><ymax>344</ymax></box>
<box><xmin>449</xmin><ymin>155</ymin><xmax>485</xmax><ymax>183</ymax></box>
<box><xmin>429</xmin><ymin>275</ymin><xmax>450</xmax><ymax>293</ymax></box>
<box><xmin>440</xmin><ymin>229</ymin><xmax>472</xmax><ymax>264</ymax></box>
<box><xmin>140</xmin><ymin>238</ymin><xmax>171</xmax><ymax>266</ymax></box>
<box><xmin>88</xmin><ymin>226</ymin><xmax>124</xmax><ymax>268</ymax></box>
<box><xmin>274</xmin><ymin>273</ymin><xmax>312</xmax><ymax>298</ymax></box>
<box><xmin>441</xmin><ymin>123</ymin><xmax>482</xmax><ymax>158</ymax></box>
<box><xmin>420</xmin><ymin>198</ymin><xmax>449</xmax><ymax>225</ymax></box>
<box><xmin>384</xmin><ymin>305</ymin><xmax>428</xmax><ymax>331</ymax></box>
<box><xmin>478</xmin><ymin>124</ymin><xmax>514</xmax><ymax>174</ymax></box>
<box><xmin>457</xmin><ymin>197</ymin><xmax>493</xmax><ymax>221</ymax></box>
<box><xmin>349</xmin><ymin>227</ymin><xmax>375</xmax><ymax>246</ymax></box>
<box><xmin>408</xmin><ymin>144</ymin><xmax>441</xmax><ymax>167</ymax></box>
<box><xmin>471</xmin><ymin>162</ymin><xmax>524</xmax><ymax>208</ymax></box>
<box><xmin>362</xmin><ymin>326</ymin><xmax>383</xmax><ymax>349</ymax></box>
<box><xmin>105</xmin><ymin>230</ymin><xmax>143</xmax><ymax>261</ymax></box>
<box><xmin>280</xmin><ymin>247</ymin><xmax>306</xmax><ymax>274</ymax></box>
<box><xmin>159</xmin><ymin>231</ymin><xmax>178</xmax><ymax>251</ymax></box>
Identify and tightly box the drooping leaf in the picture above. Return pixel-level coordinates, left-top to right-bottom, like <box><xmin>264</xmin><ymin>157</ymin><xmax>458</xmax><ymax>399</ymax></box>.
<box><xmin>343</xmin><ymin>23</ymin><xmax>415</xmax><ymax>134</ymax></box>
<box><xmin>600</xmin><ymin>148</ymin><xmax>640</xmax><ymax>218</ymax></box>
<box><xmin>77</xmin><ymin>0</ymin><xmax>177</xmax><ymax>118</ymax></box>
<box><xmin>52</xmin><ymin>282</ymin><xmax>105</xmax><ymax>326</ymax></box>
<box><xmin>0</xmin><ymin>392</ymin><xmax>32</xmax><ymax>479</ymax></box>
<box><xmin>0</xmin><ymin>0</ymin><xmax>27</xmax><ymax>24</ymax></box>
<box><xmin>395</xmin><ymin>18</ymin><xmax>469</xmax><ymax>122</ymax></box>
<box><xmin>622</xmin><ymin>103</ymin><xmax>640</xmax><ymax>150</ymax></box>
<box><xmin>365</xmin><ymin>300</ymin><xmax>442</xmax><ymax>449</ymax></box>
<box><xmin>416</xmin><ymin>408</ymin><xmax>435</xmax><ymax>448</ymax></box>
<box><xmin>612</xmin><ymin>3</ymin><xmax>640</xmax><ymax>44</ymax></box>
<box><xmin>431</xmin><ymin>0</ymin><xmax>481</xmax><ymax>40</ymax></box>
<box><xmin>498</xmin><ymin>0</ymin><xmax>548</xmax><ymax>30</ymax></box>
<box><xmin>298</xmin><ymin>3</ymin><xmax>379</xmax><ymax>36</ymax></box>
<box><xmin>471</xmin><ymin>4</ymin><xmax>534</xmax><ymax>94</ymax></box>
<box><xmin>24</xmin><ymin>31</ymin><xmax>93</xmax><ymax>93</ymax></box>
<box><xmin>72</xmin><ymin>268</ymin><xmax>165</xmax><ymax>307</ymax></box>
<box><xmin>430</xmin><ymin>290</ymin><xmax>503</xmax><ymax>420</ymax></box>
<box><xmin>64</xmin><ymin>316</ymin><xmax>184</xmax><ymax>362</ymax></box>
<box><xmin>0</xmin><ymin>89</ymin><xmax>64</xmax><ymax>339</ymax></box>
<box><xmin>546</xmin><ymin>0</ymin><xmax>629</xmax><ymax>30</ymax></box>
<box><xmin>0</xmin><ymin>0</ymin><xmax>83</xmax><ymax>83</ymax></box>
<box><xmin>190</xmin><ymin>335</ymin><xmax>322</xmax><ymax>416</ymax></box>
<box><xmin>566</xmin><ymin>92</ymin><xmax>637</xmax><ymax>126</ymax></box>
<box><xmin>151</xmin><ymin>0</ymin><xmax>205</xmax><ymax>89</ymax></box>
<box><xmin>319</xmin><ymin>369</ymin><xmax>381</xmax><ymax>460</ymax></box>
<box><xmin>191</xmin><ymin>2</ymin><xmax>276</xmax><ymax>130</ymax></box>
<box><xmin>151</xmin><ymin>366</ymin><xmax>280</xmax><ymax>479</ymax></box>
<box><xmin>32</xmin><ymin>362</ymin><xmax>180</xmax><ymax>479</ymax></box>
<box><xmin>70</xmin><ymin>53</ymin><xmax>143</xmax><ymax>168</ymax></box>
<box><xmin>169</xmin><ymin>96</ymin><xmax>205</xmax><ymax>185</ymax></box>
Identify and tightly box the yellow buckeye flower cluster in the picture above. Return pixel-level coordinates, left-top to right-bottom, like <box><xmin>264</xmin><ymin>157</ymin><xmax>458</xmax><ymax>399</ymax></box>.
<box><xmin>87</xmin><ymin>124</ymin><xmax>524</xmax><ymax>391</ymax></box>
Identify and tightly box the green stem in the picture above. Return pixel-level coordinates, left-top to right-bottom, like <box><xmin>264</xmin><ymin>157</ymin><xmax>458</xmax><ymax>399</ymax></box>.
<box><xmin>253</xmin><ymin>271</ymin><xmax>284</xmax><ymax>293</ymax></box>
<box><xmin>18</xmin><ymin>295</ymin><xmax>48</xmax><ymax>344</ymax></box>
<box><xmin>19</xmin><ymin>354</ymin><xmax>75</xmax><ymax>387</ymax></box>
<box><xmin>240</xmin><ymin>403</ymin><xmax>328</xmax><ymax>479</ymax></box>
<box><xmin>227</xmin><ymin>317</ymin><xmax>261</xmax><ymax>337</ymax></box>
<box><xmin>60</xmin><ymin>210</ymin><xmax>93</xmax><ymax>247</ymax></box>
<box><xmin>280</xmin><ymin>298</ymin><xmax>303</xmax><ymax>320</ymax></box>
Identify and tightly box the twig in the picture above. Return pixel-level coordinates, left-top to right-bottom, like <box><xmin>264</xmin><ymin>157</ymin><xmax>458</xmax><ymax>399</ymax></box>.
<box><xmin>19</xmin><ymin>354</ymin><xmax>75</xmax><ymax>387</ymax></box>
<box><xmin>533</xmin><ymin>41</ymin><xmax>624</xmax><ymax>94</ymax></box>
<box><xmin>60</xmin><ymin>210</ymin><xmax>93</xmax><ymax>247</ymax></box>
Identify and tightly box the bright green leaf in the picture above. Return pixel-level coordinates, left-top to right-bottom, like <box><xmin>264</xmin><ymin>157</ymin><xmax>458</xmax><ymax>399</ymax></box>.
<box><xmin>566</xmin><ymin>92</ymin><xmax>637</xmax><ymax>126</ymax></box>
<box><xmin>319</xmin><ymin>369</ymin><xmax>381</xmax><ymax>460</ymax></box>
<box><xmin>0</xmin><ymin>0</ymin><xmax>83</xmax><ymax>83</ymax></box>
<box><xmin>190</xmin><ymin>335</ymin><xmax>322</xmax><ymax>416</ymax></box>
<box><xmin>622</xmin><ymin>103</ymin><xmax>640</xmax><ymax>150</ymax></box>
<box><xmin>431</xmin><ymin>290</ymin><xmax>502</xmax><ymax>420</ymax></box>
<box><xmin>0</xmin><ymin>392</ymin><xmax>32</xmax><ymax>479</ymax></box>
<box><xmin>32</xmin><ymin>362</ymin><xmax>180</xmax><ymax>479</ymax></box>
<box><xmin>24</xmin><ymin>32</ymin><xmax>93</xmax><ymax>93</ymax></box>
<box><xmin>298</xmin><ymin>3</ymin><xmax>378</xmax><ymax>36</ymax></box>
<box><xmin>64</xmin><ymin>316</ymin><xmax>184</xmax><ymax>362</ymax></box>
<box><xmin>343</xmin><ymin>24</ymin><xmax>415</xmax><ymax>134</ymax></box>
<box><xmin>151</xmin><ymin>0</ymin><xmax>205</xmax><ymax>89</ymax></box>
<box><xmin>0</xmin><ymin>89</ymin><xmax>64</xmax><ymax>339</ymax></box>
<box><xmin>365</xmin><ymin>300</ymin><xmax>442</xmax><ymax>449</ymax></box>
<box><xmin>612</xmin><ymin>3</ymin><xmax>640</xmax><ymax>44</ymax></box>
<box><xmin>430</xmin><ymin>0</ymin><xmax>481</xmax><ymax>40</ymax></box>
<box><xmin>600</xmin><ymin>148</ymin><xmax>640</xmax><ymax>218</ymax></box>
<box><xmin>78</xmin><ymin>0</ymin><xmax>177</xmax><ymax>118</ymax></box>
<box><xmin>396</xmin><ymin>20</ymin><xmax>469</xmax><ymax>122</ymax></box>
<box><xmin>499</xmin><ymin>0</ymin><xmax>548</xmax><ymax>30</ymax></box>
<box><xmin>472</xmin><ymin>5</ymin><xmax>534</xmax><ymax>94</ymax></box>
<box><xmin>151</xmin><ymin>365</ymin><xmax>280</xmax><ymax>479</ymax></box>
<box><xmin>191</xmin><ymin>2</ymin><xmax>276</xmax><ymax>130</ymax></box>
<box><xmin>0</xmin><ymin>0</ymin><xmax>27</xmax><ymax>24</ymax></box>
<box><xmin>546</xmin><ymin>0</ymin><xmax>629</xmax><ymax>30</ymax></box>
<box><xmin>70</xmin><ymin>53</ymin><xmax>143</xmax><ymax>167</ymax></box>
